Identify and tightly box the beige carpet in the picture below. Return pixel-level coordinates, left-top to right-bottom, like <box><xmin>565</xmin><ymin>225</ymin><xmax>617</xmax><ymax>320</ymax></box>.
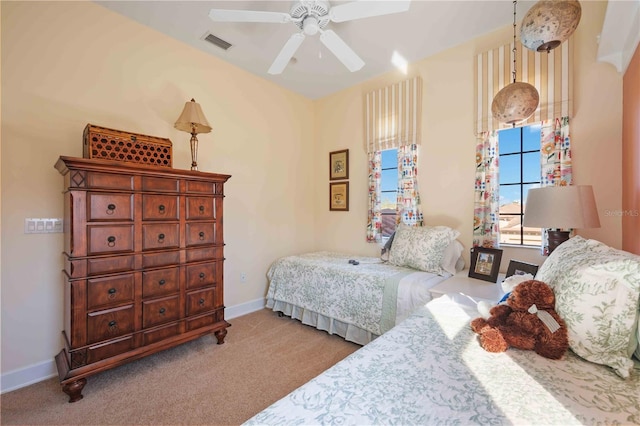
<box><xmin>1</xmin><ymin>309</ymin><xmax>360</xmax><ymax>425</ymax></box>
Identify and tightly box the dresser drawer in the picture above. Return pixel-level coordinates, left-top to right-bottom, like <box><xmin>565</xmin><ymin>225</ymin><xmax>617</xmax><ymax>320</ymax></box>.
<box><xmin>86</xmin><ymin>335</ymin><xmax>135</xmax><ymax>364</ymax></box>
<box><xmin>142</xmin><ymin>267</ymin><xmax>179</xmax><ymax>298</ymax></box>
<box><xmin>87</xmin><ymin>193</ymin><xmax>133</xmax><ymax>221</ymax></box>
<box><xmin>143</xmin><ymin>295</ymin><xmax>180</xmax><ymax>328</ymax></box>
<box><xmin>186</xmin><ymin>197</ymin><xmax>215</xmax><ymax>220</ymax></box>
<box><xmin>185</xmin><ymin>262</ymin><xmax>216</xmax><ymax>289</ymax></box>
<box><xmin>142</xmin><ymin>195</ymin><xmax>179</xmax><ymax>220</ymax></box>
<box><xmin>88</xmin><ymin>225</ymin><xmax>134</xmax><ymax>255</ymax></box>
<box><xmin>87</xmin><ymin>273</ymin><xmax>134</xmax><ymax>310</ymax></box>
<box><xmin>142</xmin><ymin>223</ymin><xmax>179</xmax><ymax>251</ymax></box>
<box><xmin>186</xmin><ymin>247</ymin><xmax>222</xmax><ymax>263</ymax></box>
<box><xmin>141</xmin><ymin>176</ymin><xmax>179</xmax><ymax>192</ymax></box>
<box><xmin>186</xmin><ymin>180</ymin><xmax>216</xmax><ymax>194</ymax></box>
<box><xmin>143</xmin><ymin>322</ymin><xmax>180</xmax><ymax>346</ymax></box>
<box><xmin>85</xmin><ymin>172</ymin><xmax>134</xmax><ymax>191</ymax></box>
<box><xmin>186</xmin><ymin>287</ymin><xmax>216</xmax><ymax>316</ymax></box>
<box><xmin>87</xmin><ymin>304</ymin><xmax>135</xmax><ymax>344</ymax></box>
<box><xmin>185</xmin><ymin>223</ymin><xmax>215</xmax><ymax>246</ymax></box>
<box><xmin>87</xmin><ymin>255</ymin><xmax>135</xmax><ymax>276</ymax></box>
<box><xmin>142</xmin><ymin>250</ymin><xmax>180</xmax><ymax>269</ymax></box>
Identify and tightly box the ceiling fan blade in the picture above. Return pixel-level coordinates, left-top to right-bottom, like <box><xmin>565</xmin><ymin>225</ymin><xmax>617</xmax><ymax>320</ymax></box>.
<box><xmin>329</xmin><ymin>0</ymin><xmax>411</xmax><ymax>23</ymax></box>
<box><xmin>320</xmin><ymin>30</ymin><xmax>364</xmax><ymax>72</ymax></box>
<box><xmin>268</xmin><ymin>33</ymin><xmax>306</xmax><ymax>75</ymax></box>
<box><xmin>209</xmin><ymin>9</ymin><xmax>291</xmax><ymax>23</ymax></box>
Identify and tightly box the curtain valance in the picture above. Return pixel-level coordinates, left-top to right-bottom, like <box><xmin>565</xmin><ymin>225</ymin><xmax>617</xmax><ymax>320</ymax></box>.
<box><xmin>364</xmin><ymin>76</ymin><xmax>422</xmax><ymax>153</ymax></box>
<box><xmin>474</xmin><ymin>40</ymin><xmax>573</xmax><ymax>134</ymax></box>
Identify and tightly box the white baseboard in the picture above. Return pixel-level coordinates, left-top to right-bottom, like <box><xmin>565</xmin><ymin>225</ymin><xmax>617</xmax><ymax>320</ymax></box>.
<box><xmin>1</xmin><ymin>298</ymin><xmax>266</xmax><ymax>395</ymax></box>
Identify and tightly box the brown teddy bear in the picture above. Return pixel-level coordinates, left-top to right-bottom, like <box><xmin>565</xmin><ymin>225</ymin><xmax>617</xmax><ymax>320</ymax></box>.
<box><xmin>470</xmin><ymin>279</ymin><xmax>569</xmax><ymax>360</ymax></box>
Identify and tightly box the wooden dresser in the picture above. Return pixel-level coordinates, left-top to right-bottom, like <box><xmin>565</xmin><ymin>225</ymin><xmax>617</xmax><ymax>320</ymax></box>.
<box><xmin>54</xmin><ymin>156</ymin><xmax>231</xmax><ymax>402</ymax></box>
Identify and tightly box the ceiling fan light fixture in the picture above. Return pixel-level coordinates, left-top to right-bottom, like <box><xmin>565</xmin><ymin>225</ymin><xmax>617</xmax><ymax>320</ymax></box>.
<box><xmin>520</xmin><ymin>0</ymin><xmax>582</xmax><ymax>53</ymax></box>
<box><xmin>303</xmin><ymin>16</ymin><xmax>320</xmax><ymax>35</ymax></box>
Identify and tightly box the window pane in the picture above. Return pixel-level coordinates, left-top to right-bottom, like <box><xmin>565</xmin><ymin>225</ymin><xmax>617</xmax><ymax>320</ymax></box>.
<box><xmin>381</xmin><ymin>191</ymin><xmax>396</xmax><ymax>207</ymax></box>
<box><xmin>522</xmin><ymin>183</ymin><xmax>542</xmax><ymax>246</ymax></box>
<box><xmin>522</xmin><ymin>152</ymin><xmax>540</xmax><ymax>183</ymax></box>
<box><xmin>498</xmin><ymin>127</ymin><xmax>520</xmax><ymax>154</ymax></box>
<box><xmin>499</xmin><ymin>155</ymin><xmax>521</xmax><ymax>185</ymax></box>
<box><xmin>499</xmin><ymin>214</ymin><xmax>522</xmax><ymax>244</ymax></box>
<box><xmin>500</xmin><ymin>185</ymin><xmax>520</xmax><ymax>213</ymax></box>
<box><xmin>381</xmin><ymin>149</ymin><xmax>397</xmax><ymax>169</ymax></box>
<box><xmin>381</xmin><ymin>169</ymin><xmax>397</xmax><ymax>191</ymax></box>
<box><xmin>524</xmin><ymin>124</ymin><xmax>541</xmax><ymax>151</ymax></box>
<box><xmin>381</xmin><ymin>212</ymin><xmax>396</xmax><ymax>237</ymax></box>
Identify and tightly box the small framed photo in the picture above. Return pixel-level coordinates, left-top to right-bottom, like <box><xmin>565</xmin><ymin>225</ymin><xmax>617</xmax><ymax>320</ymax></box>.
<box><xmin>505</xmin><ymin>260</ymin><xmax>539</xmax><ymax>278</ymax></box>
<box><xmin>329</xmin><ymin>182</ymin><xmax>349</xmax><ymax>211</ymax></box>
<box><xmin>329</xmin><ymin>149</ymin><xmax>349</xmax><ymax>180</ymax></box>
<box><xmin>468</xmin><ymin>247</ymin><xmax>503</xmax><ymax>283</ymax></box>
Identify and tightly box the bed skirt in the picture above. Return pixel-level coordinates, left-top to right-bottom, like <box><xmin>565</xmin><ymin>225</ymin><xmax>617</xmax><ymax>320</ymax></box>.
<box><xmin>267</xmin><ymin>299</ymin><xmax>377</xmax><ymax>345</ymax></box>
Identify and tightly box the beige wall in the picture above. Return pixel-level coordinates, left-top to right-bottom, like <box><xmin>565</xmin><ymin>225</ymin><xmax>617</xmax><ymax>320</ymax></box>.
<box><xmin>314</xmin><ymin>0</ymin><xmax>621</xmax><ymax>269</ymax></box>
<box><xmin>0</xmin><ymin>0</ymin><xmax>624</xmax><ymax>383</ymax></box>
<box><xmin>1</xmin><ymin>1</ymin><xmax>315</xmax><ymax>374</ymax></box>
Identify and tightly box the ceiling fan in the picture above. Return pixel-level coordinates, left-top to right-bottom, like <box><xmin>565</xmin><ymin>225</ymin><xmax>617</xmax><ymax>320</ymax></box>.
<box><xmin>209</xmin><ymin>0</ymin><xmax>411</xmax><ymax>75</ymax></box>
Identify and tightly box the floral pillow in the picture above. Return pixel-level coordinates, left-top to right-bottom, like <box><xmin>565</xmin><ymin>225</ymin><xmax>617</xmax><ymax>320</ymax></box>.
<box><xmin>536</xmin><ymin>236</ymin><xmax>640</xmax><ymax>378</ymax></box>
<box><xmin>388</xmin><ymin>225</ymin><xmax>460</xmax><ymax>275</ymax></box>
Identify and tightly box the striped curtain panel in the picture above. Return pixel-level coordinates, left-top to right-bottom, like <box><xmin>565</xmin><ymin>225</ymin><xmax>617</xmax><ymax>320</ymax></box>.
<box><xmin>475</xmin><ymin>39</ymin><xmax>572</xmax><ymax>134</ymax></box>
<box><xmin>364</xmin><ymin>76</ymin><xmax>422</xmax><ymax>152</ymax></box>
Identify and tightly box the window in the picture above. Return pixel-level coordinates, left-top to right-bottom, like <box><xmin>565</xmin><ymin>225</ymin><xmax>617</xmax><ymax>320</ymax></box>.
<box><xmin>498</xmin><ymin>124</ymin><xmax>542</xmax><ymax>246</ymax></box>
<box><xmin>380</xmin><ymin>148</ymin><xmax>398</xmax><ymax>237</ymax></box>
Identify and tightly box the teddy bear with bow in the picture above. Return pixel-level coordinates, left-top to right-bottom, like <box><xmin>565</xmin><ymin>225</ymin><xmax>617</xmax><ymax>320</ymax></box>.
<box><xmin>470</xmin><ymin>279</ymin><xmax>569</xmax><ymax>360</ymax></box>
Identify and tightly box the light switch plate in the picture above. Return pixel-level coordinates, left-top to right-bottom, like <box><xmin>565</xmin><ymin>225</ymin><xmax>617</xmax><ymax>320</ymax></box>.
<box><xmin>25</xmin><ymin>218</ymin><xmax>63</xmax><ymax>234</ymax></box>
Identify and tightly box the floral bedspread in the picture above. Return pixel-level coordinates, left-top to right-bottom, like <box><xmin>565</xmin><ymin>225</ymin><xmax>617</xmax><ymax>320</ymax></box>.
<box><xmin>266</xmin><ymin>252</ymin><xmax>413</xmax><ymax>336</ymax></box>
<box><xmin>246</xmin><ymin>294</ymin><xmax>640</xmax><ymax>425</ymax></box>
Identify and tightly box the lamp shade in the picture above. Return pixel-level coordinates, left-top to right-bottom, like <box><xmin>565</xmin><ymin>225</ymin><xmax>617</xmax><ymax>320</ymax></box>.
<box><xmin>491</xmin><ymin>82</ymin><xmax>540</xmax><ymax>125</ymax></box>
<box><xmin>523</xmin><ymin>185</ymin><xmax>600</xmax><ymax>229</ymax></box>
<box><xmin>520</xmin><ymin>0</ymin><xmax>582</xmax><ymax>53</ymax></box>
<box><xmin>174</xmin><ymin>99</ymin><xmax>212</xmax><ymax>134</ymax></box>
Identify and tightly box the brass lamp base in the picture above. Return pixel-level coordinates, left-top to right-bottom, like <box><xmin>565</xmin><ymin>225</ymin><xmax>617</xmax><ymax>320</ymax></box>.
<box><xmin>548</xmin><ymin>230</ymin><xmax>570</xmax><ymax>254</ymax></box>
<box><xmin>190</xmin><ymin>133</ymin><xmax>199</xmax><ymax>171</ymax></box>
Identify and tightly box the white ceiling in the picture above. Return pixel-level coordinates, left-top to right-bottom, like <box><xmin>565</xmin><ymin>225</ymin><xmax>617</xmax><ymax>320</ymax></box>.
<box><xmin>97</xmin><ymin>0</ymin><xmax>546</xmax><ymax>99</ymax></box>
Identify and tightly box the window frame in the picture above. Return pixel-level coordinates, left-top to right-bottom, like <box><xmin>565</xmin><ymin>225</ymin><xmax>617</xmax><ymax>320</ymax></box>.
<box><xmin>380</xmin><ymin>148</ymin><xmax>398</xmax><ymax>238</ymax></box>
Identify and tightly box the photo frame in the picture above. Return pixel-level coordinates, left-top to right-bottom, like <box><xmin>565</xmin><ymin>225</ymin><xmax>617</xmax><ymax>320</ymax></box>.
<box><xmin>329</xmin><ymin>149</ymin><xmax>349</xmax><ymax>180</ymax></box>
<box><xmin>329</xmin><ymin>182</ymin><xmax>349</xmax><ymax>211</ymax></box>
<box><xmin>505</xmin><ymin>260</ymin><xmax>539</xmax><ymax>278</ymax></box>
<box><xmin>468</xmin><ymin>247</ymin><xmax>503</xmax><ymax>282</ymax></box>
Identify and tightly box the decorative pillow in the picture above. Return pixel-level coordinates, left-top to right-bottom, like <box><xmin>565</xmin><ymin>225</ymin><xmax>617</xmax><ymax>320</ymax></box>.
<box><xmin>538</xmin><ymin>236</ymin><xmax>640</xmax><ymax>378</ymax></box>
<box><xmin>388</xmin><ymin>225</ymin><xmax>460</xmax><ymax>275</ymax></box>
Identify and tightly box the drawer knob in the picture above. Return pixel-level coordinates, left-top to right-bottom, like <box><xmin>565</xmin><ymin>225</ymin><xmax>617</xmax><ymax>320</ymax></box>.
<box><xmin>199</xmin><ymin>272</ymin><xmax>205</xmax><ymax>280</ymax></box>
<box><xmin>158</xmin><ymin>279</ymin><xmax>166</xmax><ymax>285</ymax></box>
<box><xmin>159</xmin><ymin>204</ymin><xmax>165</xmax><ymax>212</ymax></box>
<box><xmin>199</xmin><ymin>205</ymin><xmax>205</xmax><ymax>213</ymax></box>
<box><xmin>108</xmin><ymin>320</ymin><xmax>117</xmax><ymax>328</ymax></box>
<box><xmin>107</xmin><ymin>204</ymin><xmax>116</xmax><ymax>214</ymax></box>
<box><xmin>107</xmin><ymin>236</ymin><xmax>116</xmax><ymax>247</ymax></box>
<box><xmin>158</xmin><ymin>233</ymin><xmax>165</xmax><ymax>243</ymax></box>
<box><xmin>199</xmin><ymin>231</ymin><xmax>205</xmax><ymax>240</ymax></box>
<box><xmin>199</xmin><ymin>298</ymin><xmax>205</xmax><ymax>306</ymax></box>
<box><xmin>159</xmin><ymin>307</ymin><xmax>166</xmax><ymax>314</ymax></box>
<box><xmin>108</xmin><ymin>288</ymin><xmax>117</xmax><ymax>297</ymax></box>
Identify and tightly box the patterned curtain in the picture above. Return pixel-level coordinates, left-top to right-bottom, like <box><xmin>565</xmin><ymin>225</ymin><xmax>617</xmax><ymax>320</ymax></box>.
<box><xmin>366</xmin><ymin>151</ymin><xmax>383</xmax><ymax>243</ymax></box>
<box><xmin>397</xmin><ymin>144</ymin><xmax>423</xmax><ymax>226</ymax></box>
<box><xmin>539</xmin><ymin>116</ymin><xmax>573</xmax><ymax>254</ymax></box>
<box><xmin>473</xmin><ymin>131</ymin><xmax>500</xmax><ymax>248</ymax></box>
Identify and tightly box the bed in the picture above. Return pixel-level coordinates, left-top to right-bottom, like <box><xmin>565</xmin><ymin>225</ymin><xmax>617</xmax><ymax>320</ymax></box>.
<box><xmin>247</xmin><ymin>236</ymin><xmax>640</xmax><ymax>425</ymax></box>
<box><xmin>266</xmin><ymin>225</ymin><xmax>464</xmax><ymax>345</ymax></box>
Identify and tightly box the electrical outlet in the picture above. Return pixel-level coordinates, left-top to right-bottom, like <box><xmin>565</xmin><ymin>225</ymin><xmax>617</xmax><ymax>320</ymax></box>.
<box><xmin>240</xmin><ymin>272</ymin><xmax>246</xmax><ymax>283</ymax></box>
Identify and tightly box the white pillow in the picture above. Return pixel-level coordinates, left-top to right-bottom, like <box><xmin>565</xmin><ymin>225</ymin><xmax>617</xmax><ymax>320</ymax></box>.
<box><xmin>537</xmin><ymin>236</ymin><xmax>640</xmax><ymax>379</ymax></box>
<box><xmin>388</xmin><ymin>224</ymin><xmax>460</xmax><ymax>275</ymax></box>
<box><xmin>441</xmin><ymin>240</ymin><xmax>464</xmax><ymax>275</ymax></box>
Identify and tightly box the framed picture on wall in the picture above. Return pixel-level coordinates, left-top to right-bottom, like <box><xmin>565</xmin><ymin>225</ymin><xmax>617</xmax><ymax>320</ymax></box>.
<box><xmin>468</xmin><ymin>247</ymin><xmax>503</xmax><ymax>282</ymax></box>
<box><xmin>329</xmin><ymin>149</ymin><xmax>349</xmax><ymax>180</ymax></box>
<box><xmin>329</xmin><ymin>182</ymin><xmax>349</xmax><ymax>211</ymax></box>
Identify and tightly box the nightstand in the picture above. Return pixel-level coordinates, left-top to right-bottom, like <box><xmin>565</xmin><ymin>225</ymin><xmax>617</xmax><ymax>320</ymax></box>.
<box><xmin>430</xmin><ymin>270</ymin><xmax>506</xmax><ymax>303</ymax></box>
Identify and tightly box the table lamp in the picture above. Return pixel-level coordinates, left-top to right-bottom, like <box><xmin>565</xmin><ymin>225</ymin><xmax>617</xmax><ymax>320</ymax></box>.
<box><xmin>174</xmin><ymin>98</ymin><xmax>212</xmax><ymax>171</ymax></box>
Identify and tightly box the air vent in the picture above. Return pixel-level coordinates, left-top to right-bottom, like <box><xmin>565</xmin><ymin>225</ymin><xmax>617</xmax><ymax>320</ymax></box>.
<box><xmin>204</xmin><ymin>33</ymin><xmax>232</xmax><ymax>50</ymax></box>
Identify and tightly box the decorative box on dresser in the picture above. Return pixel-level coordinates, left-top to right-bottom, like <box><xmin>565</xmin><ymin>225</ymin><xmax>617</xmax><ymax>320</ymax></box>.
<box><xmin>53</xmin><ymin>156</ymin><xmax>231</xmax><ymax>402</ymax></box>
